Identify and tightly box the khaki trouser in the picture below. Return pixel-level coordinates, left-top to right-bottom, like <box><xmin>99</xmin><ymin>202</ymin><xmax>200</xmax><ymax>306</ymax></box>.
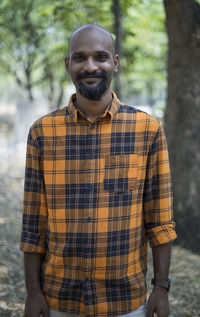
<box><xmin>49</xmin><ymin>303</ymin><xmax>146</xmax><ymax>317</ymax></box>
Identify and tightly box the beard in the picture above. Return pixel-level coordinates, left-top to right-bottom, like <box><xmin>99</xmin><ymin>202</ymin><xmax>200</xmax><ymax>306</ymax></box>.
<box><xmin>75</xmin><ymin>71</ymin><xmax>110</xmax><ymax>101</ymax></box>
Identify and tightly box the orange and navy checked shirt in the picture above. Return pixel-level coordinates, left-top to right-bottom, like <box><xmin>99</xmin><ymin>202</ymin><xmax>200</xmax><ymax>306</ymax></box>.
<box><xmin>20</xmin><ymin>92</ymin><xmax>177</xmax><ymax>317</ymax></box>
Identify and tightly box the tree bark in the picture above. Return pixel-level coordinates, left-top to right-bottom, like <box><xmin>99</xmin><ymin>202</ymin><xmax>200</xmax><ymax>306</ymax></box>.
<box><xmin>25</xmin><ymin>65</ymin><xmax>34</xmax><ymax>101</ymax></box>
<box><xmin>55</xmin><ymin>85</ymin><xmax>64</xmax><ymax>110</ymax></box>
<box><xmin>164</xmin><ymin>0</ymin><xmax>200</xmax><ymax>253</ymax></box>
<box><xmin>112</xmin><ymin>0</ymin><xmax>122</xmax><ymax>99</ymax></box>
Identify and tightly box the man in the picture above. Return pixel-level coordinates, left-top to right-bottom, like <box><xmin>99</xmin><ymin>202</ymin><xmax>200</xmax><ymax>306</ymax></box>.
<box><xmin>20</xmin><ymin>24</ymin><xmax>177</xmax><ymax>317</ymax></box>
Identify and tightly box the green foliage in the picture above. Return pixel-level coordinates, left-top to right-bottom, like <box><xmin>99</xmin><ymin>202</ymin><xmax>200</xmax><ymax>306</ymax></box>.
<box><xmin>121</xmin><ymin>0</ymin><xmax>167</xmax><ymax>101</ymax></box>
<box><xmin>0</xmin><ymin>0</ymin><xmax>168</xmax><ymax>108</ymax></box>
<box><xmin>0</xmin><ymin>0</ymin><xmax>49</xmax><ymax>99</ymax></box>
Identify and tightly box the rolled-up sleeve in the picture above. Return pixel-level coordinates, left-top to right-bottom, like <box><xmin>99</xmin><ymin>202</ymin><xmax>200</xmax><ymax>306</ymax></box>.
<box><xmin>20</xmin><ymin>126</ymin><xmax>48</xmax><ymax>254</ymax></box>
<box><xmin>143</xmin><ymin>122</ymin><xmax>177</xmax><ymax>247</ymax></box>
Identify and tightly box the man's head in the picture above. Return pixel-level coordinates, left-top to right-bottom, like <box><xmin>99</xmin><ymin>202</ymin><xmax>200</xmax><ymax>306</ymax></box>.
<box><xmin>65</xmin><ymin>24</ymin><xmax>119</xmax><ymax>101</ymax></box>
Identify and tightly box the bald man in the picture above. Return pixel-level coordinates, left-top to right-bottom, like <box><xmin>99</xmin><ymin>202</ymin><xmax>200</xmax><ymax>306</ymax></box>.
<box><xmin>20</xmin><ymin>24</ymin><xmax>176</xmax><ymax>317</ymax></box>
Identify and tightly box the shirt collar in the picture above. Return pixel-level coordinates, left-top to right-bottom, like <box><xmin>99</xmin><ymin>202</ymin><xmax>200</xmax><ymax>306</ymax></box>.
<box><xmin>67</xmin><ymin>91</ymin><xmax>120</xmax><ymax>123</ymax></box>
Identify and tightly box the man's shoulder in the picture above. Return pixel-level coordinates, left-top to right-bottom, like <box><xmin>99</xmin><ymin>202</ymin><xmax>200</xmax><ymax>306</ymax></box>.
<box><xmin>29</xmin><ymin>106</ymin><xmax>67</xmax><ymax>136</ymax></box>
<box><xmin>119</xmin><ymin>103</ymin><xmax>160</xmax><ymax>131</ymax></box>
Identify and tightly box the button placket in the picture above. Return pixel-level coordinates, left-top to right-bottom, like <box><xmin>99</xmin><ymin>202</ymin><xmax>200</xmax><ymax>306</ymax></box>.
<box><xmin>83</xmin><ymin>124</ymin><xmax>96</xmax><ymax>278</ymax></box>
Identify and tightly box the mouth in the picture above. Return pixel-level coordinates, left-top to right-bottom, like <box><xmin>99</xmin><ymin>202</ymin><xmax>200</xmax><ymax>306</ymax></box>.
<box><xmin>82</xmin><ymin>77</ymin><xmax>101</xmax><ymax>84</ymax></box>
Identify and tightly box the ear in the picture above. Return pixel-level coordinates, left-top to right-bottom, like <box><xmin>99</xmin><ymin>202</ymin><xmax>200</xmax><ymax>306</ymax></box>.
<box><xmin>113</xmin><ymin>55</ymin><xmax>119</xmax><ymax>72</ymax></box>
<box><xmin>65</xmin><ymin>56</ymin><xmax>70</xmax><ymax>74</ymax></box>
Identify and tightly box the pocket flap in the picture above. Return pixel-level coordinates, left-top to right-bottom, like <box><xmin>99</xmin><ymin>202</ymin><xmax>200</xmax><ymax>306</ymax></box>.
<box><xmin>104</xmin><ymin>154</ymin><xmax>138</xmax><ymax>192</ymax></box>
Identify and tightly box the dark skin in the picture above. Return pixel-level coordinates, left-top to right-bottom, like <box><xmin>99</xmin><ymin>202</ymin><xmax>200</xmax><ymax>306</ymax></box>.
<box><xmin>23</xmin><ymin>253</ymin><xmax>48</xmax><ymax>317</ymax></box>
<box><xmin>147</xmin><ymin>243</ymin><xmax>171</xmax><ymax>317</ymax></box>
<box><xmin>23</xmin><ymin>25</ymin><xmax>171</xmax><ymax>317</ymax></box>
<box><xmin>65</xmin><ymin>26</ymin><xmax>118</xmax><ymax>122</ymax></box>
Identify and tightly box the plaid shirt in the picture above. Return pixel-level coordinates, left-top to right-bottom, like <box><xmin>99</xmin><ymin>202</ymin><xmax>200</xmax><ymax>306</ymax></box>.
<box><xmin>20</xmin><ymin>92</ymin><xmax>177</xmax><ymax>317</ymax></box>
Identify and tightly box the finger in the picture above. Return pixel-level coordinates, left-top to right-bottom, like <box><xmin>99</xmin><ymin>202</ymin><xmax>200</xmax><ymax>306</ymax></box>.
<box><xmin>156</xmin><ymin>305</ymin><xmax>169</xmax><ymax>317</ymax></box>
<box><xmin>147</xmin><ymin>304</ymin><xmax>155</xmax><ymax>317</ymax></box>
<box><xmin>156</xmin><ymin>311</ymin><xmax>169</xmax><ymax>317</ymax></box>
<box><xmin>42</xmin><ymin>307</ymin><xmax>49</xmax><ymax>317</ymax></box>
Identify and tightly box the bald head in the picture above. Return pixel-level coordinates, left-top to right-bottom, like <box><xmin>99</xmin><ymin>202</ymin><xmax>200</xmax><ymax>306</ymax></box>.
<box><xmin>65</xmin><ymin>24</ymin><xmax>119</xmax><ymax>101</ymax></box>
<box><xmin>68</xmin><ymin>24</ymin><xmax>115</xmax><ymax>57</ymax></box>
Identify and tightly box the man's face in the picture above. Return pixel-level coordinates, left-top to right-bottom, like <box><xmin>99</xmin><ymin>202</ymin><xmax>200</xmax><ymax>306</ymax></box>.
<box><xmin>65</xmin><ymin>28</ymin><xmax>118</xmax><ymax>101</ymax></box>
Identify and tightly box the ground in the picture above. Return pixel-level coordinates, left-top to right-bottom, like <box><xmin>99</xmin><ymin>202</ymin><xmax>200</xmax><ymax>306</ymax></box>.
<box><xmin>0</xmin><ymin>126</ymin><xmax>199</xmax><ymax>317</ymax></box>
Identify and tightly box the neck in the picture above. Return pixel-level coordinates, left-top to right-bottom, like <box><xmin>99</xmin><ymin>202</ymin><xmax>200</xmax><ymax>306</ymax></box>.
<box><xmin>75</xmin><ymin>89</ymin><xmax>113</xmax><ymax>122</ymax></box>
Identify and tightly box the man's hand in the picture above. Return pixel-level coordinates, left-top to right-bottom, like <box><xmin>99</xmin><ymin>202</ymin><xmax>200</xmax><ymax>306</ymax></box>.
<box><xmin>147</xmin><ymin>286</ymin><xmax>169</xmax><ymax>317</ymax></box>
<box><xmin>23</xmin><ymin>253</ymin><xmax>48</xmax><ymax>316</ymax></box>
<box><xmin>24</xmin><ymin>291</ymin><xmax>49</xmax><ymax>317</ymax></box>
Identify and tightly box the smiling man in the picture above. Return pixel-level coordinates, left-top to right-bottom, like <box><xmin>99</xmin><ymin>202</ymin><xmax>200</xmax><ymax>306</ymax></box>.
<box><xmin>20</xmin><ymin>24</ymin><xmax>177</xmax><ymax>317</ymax></box>
<box><xmin>68</xmin><ymin>29</ymin><xmax>115</xmax><ymax>102</ymax></box>
<box><xmin>65</xmin><ymin>25</ymin><xmax>118</xmax><ymax>121</ymax></box>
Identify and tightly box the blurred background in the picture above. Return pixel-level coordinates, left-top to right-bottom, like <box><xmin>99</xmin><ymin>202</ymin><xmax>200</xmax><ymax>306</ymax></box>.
<box><xmin>0</xmin><ymin>0</ymin><xmax>200</xmax><ymax>316</ymax></box>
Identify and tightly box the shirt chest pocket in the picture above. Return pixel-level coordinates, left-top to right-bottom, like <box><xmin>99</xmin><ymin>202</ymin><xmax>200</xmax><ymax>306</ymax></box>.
<box><xmin>104</xmin><ymin>154</ymin><xmax>138</xmax><ymax>193</ymax></box>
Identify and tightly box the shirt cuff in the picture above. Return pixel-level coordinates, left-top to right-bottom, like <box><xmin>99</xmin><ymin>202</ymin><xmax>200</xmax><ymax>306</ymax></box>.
<box><xmin>20</xmin><ymin>230</ymin><xmax>46</xmax><ymax>254</ymax></box>
<box><xmin>147</xmin><ymin>222</ymin><xmax>177</xmax><ymax>248</ymax></box>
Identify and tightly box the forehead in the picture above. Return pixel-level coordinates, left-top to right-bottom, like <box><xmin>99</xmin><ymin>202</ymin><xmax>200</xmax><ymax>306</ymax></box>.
<box><xmin>69</xmin><ymin>28</ymin><xmax>114</xmax><ymax>56</ymax></box>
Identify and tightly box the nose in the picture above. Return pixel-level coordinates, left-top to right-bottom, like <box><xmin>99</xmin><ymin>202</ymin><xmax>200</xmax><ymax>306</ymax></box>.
<box><xmin>83</xmin><ymin>57</ymin><xmax>98</xmax><ymax>73</ymax></box>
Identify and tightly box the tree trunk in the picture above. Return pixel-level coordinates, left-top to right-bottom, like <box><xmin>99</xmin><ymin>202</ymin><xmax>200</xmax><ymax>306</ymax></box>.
<box><xmin>25</xmin><ymin>64</ymin><xmax>34</xmax><ymax>101</ymax></box>
<box><xmin>112</xmin><ymin>0</ymin><xmax>122</xmax><ymax>99</ymax></box>
<box><xmin>164</xmin><ymin>0</ymin><xmax>200</xmax><ymax>253</ymax></box>
<box><xmin>56</xmin><ymin>85</ymin><xmax>64</xmax><ymax>110</ymax></box>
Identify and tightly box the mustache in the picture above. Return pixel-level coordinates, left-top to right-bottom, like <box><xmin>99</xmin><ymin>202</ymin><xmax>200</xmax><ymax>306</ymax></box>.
<box><xmin>76</xmin><ymin>71</ymin><xmax>107</xmax><ymax>80</ymax></box>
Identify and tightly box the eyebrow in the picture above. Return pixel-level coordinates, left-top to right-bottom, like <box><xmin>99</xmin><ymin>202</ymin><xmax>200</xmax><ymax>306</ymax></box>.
<box><xmin>71</xmin><ymin>50</ymin><xmax>110</xmax><ymax>57</ymax></box>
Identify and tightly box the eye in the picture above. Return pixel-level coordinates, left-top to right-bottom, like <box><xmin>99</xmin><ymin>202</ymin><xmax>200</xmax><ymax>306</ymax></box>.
<box><xmin>96</xmin><ymin>55</ymin><xmax>109</xmax><ymax>62</ymax></box>
<box><xmin>72</xmin><ymin>55</ymin><xmax>85</xmax><ymax>62</ymax></box>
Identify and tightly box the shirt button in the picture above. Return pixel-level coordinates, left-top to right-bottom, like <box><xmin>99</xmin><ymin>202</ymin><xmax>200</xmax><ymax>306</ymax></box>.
<box><xmin>87</xmin><ymin>217</ymin><xmax>91</xmax><ymax>222</ymax></box>
<box><xmin>86</xmin><ymin>184</ymin><xmax>93</xmax><ymax>193</ymax></box>
<box><xmin>90</xmin><ymin>124</ymin><xmax>95</xmax><ymax>129</ymax></box>
<box><xmin>85</xmin><ymin>277</ymin><xmax>89</xmax><ymax>281</ymax></box>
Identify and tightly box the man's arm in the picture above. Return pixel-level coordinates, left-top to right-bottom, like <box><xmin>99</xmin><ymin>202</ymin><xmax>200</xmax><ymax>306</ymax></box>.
<box><xmin>147</xmin><ymin>243</ymin><xmax>171</xmax><ymax>317</ymax></box>
<box><xmin>143</xmin><ymin>122</ymin><xmax>177</xmax><ymax>316</ymax></box>
<box><xmin>23</xmin><ymin>252</ymin><xmax>49</xmax><ymax>317</ymax></box>
<box><xmin>20</xmin><ymin>127</ymin><xmax>49</xmax><ymax>316</ymax></box>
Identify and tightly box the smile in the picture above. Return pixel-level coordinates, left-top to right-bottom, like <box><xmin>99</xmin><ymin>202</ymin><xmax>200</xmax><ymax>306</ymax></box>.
<box><xmin>82</xmin><ymin>77</ymin><xmax>101</xmax><ymax>84</ymax></box>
